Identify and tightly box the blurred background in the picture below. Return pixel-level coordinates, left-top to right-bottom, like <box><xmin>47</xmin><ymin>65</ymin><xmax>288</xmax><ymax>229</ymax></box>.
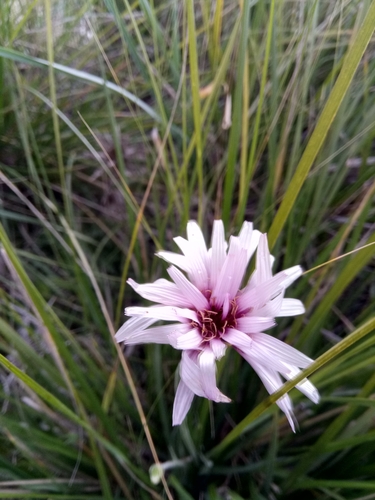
<box><xmin>0</xmin><ymin>0</ymin><xmax>375</xmax><ymax>498</ymax></box>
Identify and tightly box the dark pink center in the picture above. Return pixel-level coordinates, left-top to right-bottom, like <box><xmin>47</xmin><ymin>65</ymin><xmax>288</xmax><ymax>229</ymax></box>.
<box><xmin>192</xmin><ymin>299</ymin><xmax>239</xmax><ymax>341</ymax></box>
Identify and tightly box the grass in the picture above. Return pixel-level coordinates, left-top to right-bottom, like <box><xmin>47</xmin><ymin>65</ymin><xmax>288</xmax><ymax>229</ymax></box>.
<box><xmin>0</xmin><ymin>0</ymin><xmax>375</xmax><ymax>498</ymax></box>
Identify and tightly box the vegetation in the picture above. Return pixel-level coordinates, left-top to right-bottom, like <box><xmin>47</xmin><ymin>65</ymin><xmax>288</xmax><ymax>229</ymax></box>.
<box><xmin>0</xmin><ymin>0</ymin><xmax>375</xmax><ymax>498</ymax></box>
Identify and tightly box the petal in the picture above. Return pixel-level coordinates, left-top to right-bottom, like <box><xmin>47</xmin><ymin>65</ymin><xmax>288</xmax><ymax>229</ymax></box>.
<box><xmin>128</xmin><ymin>278</ymin><xmax>191</xmax><ymax>307</ymax></box>
<box><xmin>222</xmin><ymin>328</ymin><xmax>253</xmax><ymax>352</ymax></box>
<box><xmin>174</xmin><ymin>235</ymin><xmax>209</xmax><ymax>291</ymax></box>
<box><xmin>198</xmin><ymin>348</ymin><xmax>231</xmax><ymax>402</ymax></box>
<box><xmin>255</xmin><ymin>291</ymin><xmax>284</xmax><ymax>317</ymax></box>
<box><xmin>210</xmin><ymin>220</ymin><xmax>227</xmax><ymax>290</ymax></box>
<box><xmin>170</xmin><ymin>329</ymin><xmax>203</xmax><ymax>350</ymax></box>
<box><xmin>157</xmin><ymin>251</ymin><xmax>190</xmax><ymax>272</ymax></box>
<box><xmin>236</xmin><ymin>316</ymin><xmax>276</xmax><ymax>332</ymax></box>
<box><xmin>167</xmin><ymin>266</ymin><xmax>209</xmax><ymax>310</ymax></box>
<box><xmin>186</xmin><ymin>220</ymin><xmax>208</xmax><ymax>262</ymax></box>
<box><xmin>238</xmin><ymin>222</ymin><xmax>261</xmax><ymax>264</ymax></box>
<box><xmin>180</xmin><ymin>351</ymin><xmax>205</xmax><ymax>397</ymax></box>
<box><xmin>276</xmin><ymin>265</ymin><xmax>303</xmax><ymax>288</ymax></box>
<box><xmin>238</xmin><ymin>272</ymin><xmax>290</xmax><ymax>312</ymax></box>
<box><xmin>244</xmin><ymin>341</ymin><xmax>294</xmax><ymax>374</ymax></box>
<box><xmin>278</xmin><ymin>298</ymin><xmax>305</xmax><ymax>316</ymax></box>
<box><xmin>241</xmin><ymin>354</ymin><xmax>296</xmax><ymax>432</ymax></box>
<box><xmin>172</xmin><ymin>380</ymin><xmax>195</xmax><ymax>426</ymax></box>
<box><xmin>210</xmin><ymin>338</ymin><xmax>227</xmax><ymax>359</ymax></box>
<box><xmin>117</xmin><ymin>323</ymin><xmax>187</xmax><ymax>345</ymax></box>
<box><xmin>125</xmin><ymin>305</ymin><xmax>197</xmax><ymax>322</ymax></box>
<box><xmin>222</xmin><ymin>293</ymin><xmax>230</xmax><ymax>318</ymax></box>
<box><xmin>250</xmin><ymin>332</ymin><xmax>313</xmax><ymax>368</ymax></box>
<box><xmin>115</xmin><ymin>316</ymin><xmax>157</xmax><ymax>343</ymax></box>
<box><xmin>212</xmin><ymin>238</ymin><xmax>248</xmax><ymax>305</ymax></box>
<box><xmin>283</xmin><ymin>365</ymin><xmax>320</xmax><ymax>404</ymax></box>
<box><xmin>254</xmin><ymin>233</ymin><xmax>273</xmax><ymax>284</ymax></box>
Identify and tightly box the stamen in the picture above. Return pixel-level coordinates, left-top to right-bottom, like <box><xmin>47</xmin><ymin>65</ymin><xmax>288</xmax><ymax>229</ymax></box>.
<box><xmin>196</xmin><ymin>298</ymin><xmax>239</xmax><ymax>341</ymax></box>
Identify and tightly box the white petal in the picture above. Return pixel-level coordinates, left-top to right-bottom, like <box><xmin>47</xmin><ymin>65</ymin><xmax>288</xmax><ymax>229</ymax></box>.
<box><xmin>255</xmin><ymin>233</ymin><xmax>273</xmax><ymax>283</ymax></box>
<box><xmin>186</xmin><ymin>221</ymin><xmax>208</xmax><ymax>261</ymax></box>
<box><xmin>174</xmin><ymin>235</ymin><xmax>209</xmax><ymax>291</ymax></box>
<box><xmin>125</xmin><ymin>305</ymin><xmax>197</xmax><ymax>322</ymax></box>
<box><xmin>127</xmin><ymin>278</ymin><xmax>191</xmax><ymax>307</ymax></box>
<box><xmin>278</xmin><ymin>298</ymin><xmax>305</xmax><ymax>316</ymax></box>
<box><xmin>245</xmin><ymin>341</ymin><xmax>294</xmax><ymax>374</ymax></box>
<box><xmin>222</xmin><ymin>293</ymin><xmax>230</xmax><ymax>318</ymax></box>
<box><xmin>198</xmin><ymin>348</ymin><xmax>218</xmax><ymax>400</ymax></box>
<box><xmin>212</xmin><ymin>239</ymin><xmax>248</xmax><ymax>305</ymax></box>
<box><xmin>167</xmin><ymin>266</ymin><xmax>209</xmax><ymax>310</ymax></box>
<box><xmin>242</xmin><ymin>355</ymin><xmax>296</xmax><ymax>432</ymax></box>
<box><xmin>284</xmin><ymin>365</ymin><xmax>320</xmax><ymax>404</ymax></box>
<box><xmin>238</xmin><ymin>272</ymin><xmax>290</xmax><ymax>312</ymax></box>
<box><xmin>117</xmin><ymin>323</ymin><xmax>186</xmax><ymax>345</ymax></box>
<box><xmin>236</xmin><ymin>316</ymin><xmax>275</xmax><ymax>332</ymax></box>
<box><xmin>198</xmin><ymin>348</ymin><xmax>231</xmax><ymax>402</ymax></box>
<box><xmin>157</xmin><ymin>251</ymin><xmax>190</xmax><ymax>272</ymax></box>
<box><xmin>115</xmin><ymin>316</ymin><xmax>157</xmax><ymax>343</ymax></box>
<box><xmin>172</xmin><ymin>380</ymin><xmax>195</xmax><ymax>425</ymax></box>
<box><xmin>210</xmin><ymin>220</ymin><xmax>227</xmax><ymax>289</ymax></box>
<box><xmin>210</xmin><ymin>338</ymin><xmax>227</xmax><ymax>359</ymax></box>
<box><xmin>238</xmin><ymin>223</ymin><xmax>261</xmax><ymax>264</ymax></box>
<box><xmin>171</xmin><ymin>329</ymin><xmax>203</xmax><ymax>350</ymax></box>
<box><xmin>222</xmin><ymin>328</ymin><xmax>252</xmax><ymax>352</ymax></box>
<box><xmin>276</xmin><ymin>265</ymin><xmax>303</xmax><ymax>288</ymax></box>
<box><xmin>180</xmin><ymin>351</ymin><xmax>205</xmax><ymax>397</ymax></box>
<box><xmin>250</xmin><ymin>332</ymin><xmax>313</xmax><ymax>368</ymax></box>
<box><xmin>256</xmin><ymin>291</ymin><xmax>284</xmax><ymax>317</ymax></box>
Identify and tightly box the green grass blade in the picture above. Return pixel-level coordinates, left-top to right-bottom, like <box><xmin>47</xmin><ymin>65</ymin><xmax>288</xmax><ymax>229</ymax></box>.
<box><xmin>208</xmin><ymin>315</ymin><xmax>375</xmax><ymax>458</ymax></box>
<box><xmin>267</xmin><ymin>0</ymin><xmax>375</xmax><ymax>249</ymax></box>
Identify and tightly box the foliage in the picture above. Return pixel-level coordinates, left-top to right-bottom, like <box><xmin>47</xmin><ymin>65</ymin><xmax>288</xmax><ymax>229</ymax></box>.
<box><xmin>0</xmin><ymin>0</ymin><xmax>375</xmax><ymax>498</ymax></box>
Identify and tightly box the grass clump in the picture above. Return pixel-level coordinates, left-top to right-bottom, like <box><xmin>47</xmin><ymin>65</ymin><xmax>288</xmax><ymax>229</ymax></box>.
<box><xmin>0</xmin><ymin>0</ymin><xmax>375</xmax><ymax>498</ymax></box>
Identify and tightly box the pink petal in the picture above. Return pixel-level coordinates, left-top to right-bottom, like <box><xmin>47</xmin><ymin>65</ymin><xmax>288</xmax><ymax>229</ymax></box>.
<box><xmin>212</xmin><ymin>239</ymin><xmax>248</xmax><ymax>305</ymax></box>
<box><xmin>242</xmin><ymin>355</ymin><xmax>296</xmax><ymax>432</ymax></box>
<box><xmin>180</xmin><ymin>350</ymin><xmax>230</xmax><ymax>403</ymax></box>
<box><xmin>186</xmin><ymin>221</ymin><xmax>208</xmax><ymax>262</ymax></box>
<box><xmin>127</xmin><ymin>278</ymin><xmax>192</xmax><ymax>307</ymax></box>
<box><xmin>254</xmin><ymin>233</ymin><xmax>273</xmax><ymax>283</ymax></box>
<box><xmin>174</xmin><ymin>236</ymin><xmax>209</xmax><ymax>291</ymax></box>
<box><xmin>170</xmin><ymin>328</ymin><xmax>202</xmax><ymax>350</ymax></box>
<box><xmin>250</xmin><ymin>332</ymin><xmax>313</xmax><ymax>368</ymax></box>
<box><xmin>222</xmin><ymin>293</ymin><xmax>230</xmax><ymax>318</ymax></box>
<box><xmin>278</xmin><ymin>298</ymin><xmax>305</xmax><ymax>316</ymax></box>
<box><xmin>210</xmin><ymin>338</ymin><xmax>227</xmax><ymax>359</ymax></box>
<box><xmin>236</xmin><ymin>316</ymin><xmax>275</xmax><ymax>332</ymax></box>
<box><xmin>276</xmin><ymin>265</ymin><xmax>303</xmax><ymax>288</ymax></box>
<box><xmin>115</xmin><ymin>316</ymin><xmax>157</xmax><ymax>342</ymax></box>
<box><xmin>167</xmin><ymin>266</ymin><xmax>209</xmax><ymax>310</ymax></box>
<box><xmin>172</xmin><ymin>380</ymin><xmax>195</xmax><ymax>425</ymax></box>
<box><xmin>180</xmin><ymin>351</ymin><xmax>205</xmax><ymax>397</ymax></box>
<box><xmin>125</xmin><ymin>305</ymin><xmax>198</xmax><ymax>322</ymax></box>
<box><xmin>283</xmin><ymin>365</ymin><xmax>320</xmax><ymax>404</ymax></box>
<box><xmin>198</xmin><ymin>348</ymin><xmax>231</xmax><ymax>403</ymax></box>
<box><xmin>238</xmin><ymin>222</ymin><xmax>261</xmax><ymax>264</ymax></box>
<box><xmin>237</xmin><ymin>272</ymin><xmax>289</xmax><ymax>312</ymax></box>
<box><xmin>117</xmin><ymin>323</ymin><xmax>186</xmax><ymax>345</ymax></box>
<box><xmin>243</xmin><ymin>341</ymin><xmax>294</xmax><ymax>374</ymax></box>
<box><xmin>210</xmin><ymin>220</ymin><xmax>227</xmax><ymax>290</ymax></box>
<box><xmin>157</xmin><ymin>251</ymin><xmax>190</xmax><ymax>272</ymax></box>
<box><xmin>255</xmin><ymin>291</ymin><xmax>284</xmax><ymax>317</ymax></box>
<box><xmin>222</xmin><ymin>328</ymin><xmax>252</xmax><ymax>351</ymax></box>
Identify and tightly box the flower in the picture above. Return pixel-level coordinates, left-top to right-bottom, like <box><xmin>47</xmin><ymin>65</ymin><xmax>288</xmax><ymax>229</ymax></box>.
<box><xmin>115</xmin><ymin>220</ymin><xmax>319</xmax><ymax>430</ymax></box>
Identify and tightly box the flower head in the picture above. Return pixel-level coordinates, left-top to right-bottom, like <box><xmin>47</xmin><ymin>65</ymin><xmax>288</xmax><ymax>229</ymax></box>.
<box><xmin>116</xmin><ymin>221</ymin><xmax>319</xmax><ymax>430</ymax></box>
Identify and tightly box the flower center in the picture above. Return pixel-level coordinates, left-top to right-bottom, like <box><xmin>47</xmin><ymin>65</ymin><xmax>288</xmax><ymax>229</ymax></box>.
<box><xmin>193</xmin><ymin>298</ymin><xmax>238</xmax><ymax>341</ymax></box>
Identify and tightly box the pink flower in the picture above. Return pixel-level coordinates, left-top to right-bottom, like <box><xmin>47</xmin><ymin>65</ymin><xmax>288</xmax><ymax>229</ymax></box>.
<box><xmin>116</xmin><ymin>221</ymin><xmax>319</xmax><ymax>430</ymax></box>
